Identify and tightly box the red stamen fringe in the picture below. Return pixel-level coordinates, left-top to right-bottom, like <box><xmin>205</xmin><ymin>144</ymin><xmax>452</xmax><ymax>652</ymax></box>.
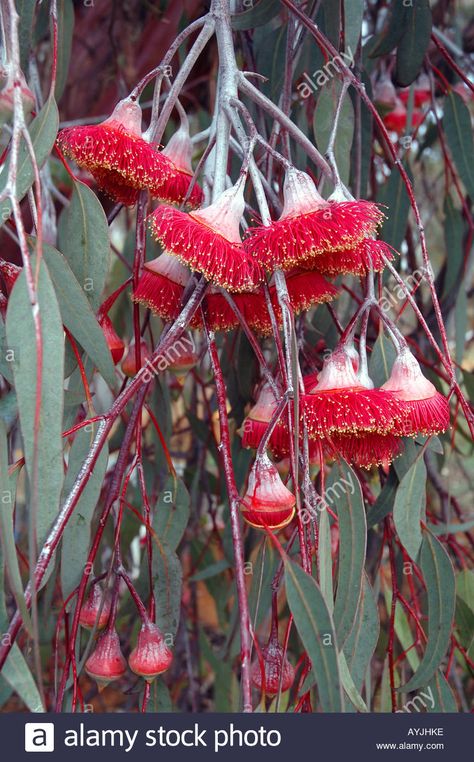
<box><xmin>149</xmin><ymin>205</ymin><xmax>263</xmax><ymax>292</ymax></box>
<box><xmin>245</xmin><ymin>200</ymin><xmax>384</xmax><ymax>270</ymax></box>
<box><xmin>396</xmin><ymin>392</ymin><xmax>450</xmax><ymax>436</ymax></box>
<box><xmin>57</xmin><ymin>124</ymin><xmax>175</xmax><ymax>192</ymax></box>
<box><xmin>309</xmin><ymin>239</ymin><xmax>394</xmax><ymax>276</ymax></box>
<box><xmin>303</xmin><ymin>388</ymin><xmax>405</xmax><ymax>437</ymax></box>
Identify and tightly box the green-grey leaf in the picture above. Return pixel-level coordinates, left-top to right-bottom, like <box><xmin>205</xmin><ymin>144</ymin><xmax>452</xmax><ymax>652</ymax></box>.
<box><xmin>54</xmin><ymin>0</ymin><xmax>74</xmax><ymax>100</ymax></box>
<box><xmin>377</xmin><ymin>166</ymin><xmax>412</xmax><ymax>251</ymax></box>
<box><xmin>5</xmin><ymin>259</ymin><xmax>64</xmax><ymax>547</ymax></box>
<box><xmin>393</xmin><ymin>456</ymin><xmax>426</xmax><ymax>561</ymax></box>
<box><xmin>369</xmin><ymin>329</ymin><xmax>397</xmax><ymax>386</ymax></box>
<box><xmin>60</xmin><ymin>426</ymin><xmax>108</xmax><ymax>599</ymax></box>
<box><xmin>344</xmin><ymin>0</ymin><xmax>364</xmax><ymax>57</ymax></box>
<box><xmin>0</xmin><ymin>422</ymin><xmax>32</xmax><ymax>631</ymax></box>
<box><xmin>395</xmin><ymin>0</ymin><xmax>432</xmax><ymax>87</ymax></box>
<box><xmin>314</xmin><ymin>81</ymin><xmax>354</xmax><ymax>186</ymax></box>
<box><xmin>443</xmin><ymin>92</ymin><xmax>474</xmax><ymax>199</ymax></box>
<box><xmin>400</xmin><ymin>530</ymin><xmax>456</xmax><ymax>692</ymax></box>
<box><xmin>231</xmin><ymin>0</ymin><xmax>279</xmax><ymax>30</ymax></box>
<box><xmin>331</xmin><ymin>461</ymin><xmax>367</xmax><ymax>646</ymax></box>
<box><xmin>284</xmin><ymin>558</ymin><xmax>343</xmax><ymax>711</ymax></box>
<box><xmin>343</xmin><ymin>575</ymin><xmax>380</xmax><ymax>692</ymax></box>
<box><xmin>57</xmin><ymin>181</ymin><xmax>110</xmax><ymax>310</ymax></box>
<box><xmin>0</xmin><ymin>97</ymin><xmax>59</xmax><ymax>226</ymax></box>
<box><xmin>0</xmin><ymin>544</ymin><xmax>44</xmax><ymax>711</ymax></box>
<box><xmin>152</xmin><ymin>540</ymin><xmax>182</xmax><ymax>639</ymax></box>
<box><xmin>153</xmin><ymin>475</ymin><xmax>190</xmax><ymax>552</ymax></box>
<box><xmin>41</xmin><ymin>241</ymin><xmax>116</xmax><ymax>386</ymax></box>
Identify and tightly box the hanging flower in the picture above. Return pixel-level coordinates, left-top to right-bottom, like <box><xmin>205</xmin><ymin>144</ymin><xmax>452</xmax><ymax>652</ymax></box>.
<box><xmin>251</xmin><ymin>636</ymin><xmax>295</xmax><ymax>695</ymax></box>
<box><xmin>132</xmin><ymin>253</ymin><xmax>192</xmax><ymax>323</ymax></box>
<box><xmin>241</xmin><ymin>454</ymin><xmax>296</xmax><ymax>530</ymax></box>
<box><xmin>128</xmin><ymin>621</ymin><xmax>173</xmax><ymax>682</ymax></box>
<box><xmin>57</xmin><ymin>98</ymin><xmax>175</xmax><ymax>204</ymax></box>
<box><xmin>85</xmin><ymin>628</ymin><xmax>127</xmax><ymax>689</ymax></box>
<box><xmin>382</xmin><ymin>348</ymin><xmax>450</xmax><ymax>435</ymax></box>
<box><xmin>245</xmin><ymin>167</ymin><xmax>384</xmax><ymax>270</ymax></box>
<box><xmin>271</xmin><ymin>269</ymin><xmax>338</xmax><ymax>316</ymax></box>
<box><xmin>303</xmin><ymin>347</ymin><xmax>404</xmax><ymax>438</ymax></box>
<box><xmin>0</xmin><ymin>258</ymin><xmax>21</xmax><ymax>294</ymax></box>
<box><xmin>149</xmin><ymin>179</ymin><xmax>263</xmax><ymax>292</ymax></box>
<box><xmin>157</xmin><ymin>121</ymin><xmax>204</xmax><ymax>208</ymax></box>
<box><xmin>309</xmin><ymin>238</ymin><xmax>394</xmax><ymax>277</ymax></box>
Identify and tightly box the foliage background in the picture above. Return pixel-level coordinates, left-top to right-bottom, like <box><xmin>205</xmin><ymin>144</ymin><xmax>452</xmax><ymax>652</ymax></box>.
<box><xmin>0</xmin><ymin>0</ymin><xmax>473</xmax><ymax>713</ymax></box>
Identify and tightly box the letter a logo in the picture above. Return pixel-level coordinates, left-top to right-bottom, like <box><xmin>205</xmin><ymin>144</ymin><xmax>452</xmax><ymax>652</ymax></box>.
<box><xmin>24</xmin><ymin>723</ymin><xmax>55</xmax><ymax>752</ymax></box>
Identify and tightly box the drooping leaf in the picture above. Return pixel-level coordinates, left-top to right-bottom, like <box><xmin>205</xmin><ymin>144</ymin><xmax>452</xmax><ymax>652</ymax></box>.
<box><xmin>284</xmin><ymin>558</ymin><xmax>343</xmax><ymax>711</ymax></box>
<box><xmin>442</xmin><ymin>195</ymin><xmax>465</xmax><ymax>302</ymax></box>
<box><xmin>54</xmin><ymin>0</ymin><xmax>74</xmax><ymax>101</ymax></box>
<box><xmin>377</xmin><ymin>166</ymin><xmax>412</xmax><ymax>251</ymax></box>
<box><xmin>231</xmin><ymin>0</ymin><xmax>280</xmax><ymax>30</ymax></box>
<box><xmin>60</xmin><ymin>425</ymin><xmax>109</xmax><ymax>599</ymax></box>
<box><xmin>338</xmin><ymin>650</ymin><xmax>368</xmax><ymax>712</ymax></box>
<box><xmin>344</xmin><ymin>0</ymin><xmax>364</xmax><ymax>57</ymax></box>
<box><xmin>367</xmin><ymin>469</ymin><xmax>398</xmax><ymax>528</ymax></box>
<box><xmin>426</xmin><ymin>671</ymin><xmax>458</xmax><ymax>713</ymax></box>
<box><xmin>393</xmin><ymin>456</ymin><xmax>426</xmax><ymax>561</ymax></box>
<box><xmin>0</xmin><ymin>97</ymin><xmax>59</xmax><ymax>226</ymax></box>
<box><xmin>343</xmin><ymin>575</ymin><xmax>380</xmax><ymax>692</ymax></box>
<box><xmin>368</xmin><ymin>3</ymin><xmax>406</xmax><ymax>58</ymax></box>
<box><xmin>314</xmin><ymin>80</ymin><xmax>355</xmax><ymax>186</ymax></box>
<box><xmin>57</xmin><ymin>181</ymin><xmax>110</xmax><ymax>310</ymax></box>
<box><xmin>0</xmin><ymin>422</ymin><xmax>32</xmax><ymax>632</ymax></box>
<box><xmin>40</xmin><ymin>241</ymin><xmax>116</xmax><ymax>386</ymax></box>
<box><xmin>152</xmin><ymin>540</ymin><xmax>182</xmax><ymax>639</ymax></box>
<box><xmin>0</xmin><ymin>545</ymin><xmax>44</xmax><ymax>711</ymax></box>
<box><xmin>154</xmin><ymin>475</ymin><xmax>190</xmax><ymax>552</ymax></box>
<box><xmin>369</xmin><ymin>329</ymin><xmax>397</xmax><ymax>386</ymax></box>
<box><xmin>5</xmin><ymin>259</ymin><xmax>64</xmax><ymax>547</ymax></box>
<box><xmin>443</xmin><ymin>92</ymin><xmax>474</xmax><ymax>199</ymax></box>
<box><xmin>318</xmin><ymin>506</ymin><xmax>334</xmax><ymax>613</ymax></box>
<box><xmin>17</xmin><ymin>0</ymin><xmax>37</xmax><ymax>71</ymax></box>
<box><xmin>330</xmin><ymin>461</ymin><xmax>367</xmax><ymax>646</ymax></box>
<box><xmin>395</xmin><ymin>0</ymin><xmax>432</xmax><ymax>87</ymax></box>
<box><xmin>400</xmin><ymin>530</ymin><xmax>456</xmax><ymax>692</ymax></box>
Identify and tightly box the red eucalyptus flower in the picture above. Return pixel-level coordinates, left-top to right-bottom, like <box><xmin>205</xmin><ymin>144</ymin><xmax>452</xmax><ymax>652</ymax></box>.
<box><xmin>245</xmin><ymin>167</ymin><xmax>383</xmax><ymax>270</ymax></box>
<box><xmin>382</xmin><ymin>348</ymin><xmax>450</xmax><ymax>436</ymax></box>
<box><xmin>79</xmin><ymin>584</ymin><xmax>111</xmax><ymax>631</ymax></box>
<box><xmin>309</xmin><ymin>238</ymin><xmax>394</xmax><ymax>277</ymax></box>
<box><xmin>327</xmin><ymin>432</ymin><xmax>402</xmax><ymax>469</ymax></box>
<box><xmin>132</xmin><ymin>253</ymin><xmax>193</xmax><ymax>323</ymax></box>
<box><xmin>57</xmin><ymin>98</ymin><xmax>175</xmax><ymax>204</ymax></box>
<box><xmin>0</xmin><ymin>258</ymin><xmax>21</xmax><ymax>294</ymax></box>
<box><xmin>251</xmin><ymin>636</ymin><xmax>295</xmax><ymax>696</ymax></box>
<box><xmin>149</xmin><ymin>179</ymin><xmax>263</xmax><ymax>292</ymax></box>
<box><xmin>128</xmin><ymin>620</ymin><xmax>173</xmax><ymax>682</ymax></box>
<box><xmin>241</xmin><ymin>455</ymin><xmax>295</xmax><ymax>530</ymax></box>
<box><xmin>85</xmin><ymin>628</ymin><xmax>127</xmax><ymax>689</ymax></box>
<box><xmin>303</xmin><ymin>348</ymin><xmax>404</xmax><ymax>438</ymax></box>
<box><xmin>158</xmin><ymin>121</ymin><xmax>204</xmax><ymax>208</ymax></box>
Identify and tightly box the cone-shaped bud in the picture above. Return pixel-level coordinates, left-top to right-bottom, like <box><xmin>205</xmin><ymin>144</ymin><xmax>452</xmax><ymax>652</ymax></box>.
<box><xmin>85</xmin><ymin>628</ymin><xmax>127</xmax><ymax>689</ymax></box>
<box><xmin>128</xmin><ymin>621</ymin><xmax>173</xmax><ymax>682</ymax></box>
<box><xmin>121</xmin><ymin>339</ymin><xmax>151</xmax><ymax>377</ymax></box>
<box><xmin>241</xmin><ymin>454</ymin><xmax>296</xmax><ymax>530</ymax></box>
<box><xmin>99</xmin><ymin>315</ymin><xmax>125</xmax><ymax>365</ymax></box>
<box><xmin>79</xmin><ymin>584</ymin><xmax>111</xmax><ymax>631</ymax></box>
<box><xmin>251</xmin><ymin>636</ymin><xmax>295</xmax><ymax>695</ymax></box>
